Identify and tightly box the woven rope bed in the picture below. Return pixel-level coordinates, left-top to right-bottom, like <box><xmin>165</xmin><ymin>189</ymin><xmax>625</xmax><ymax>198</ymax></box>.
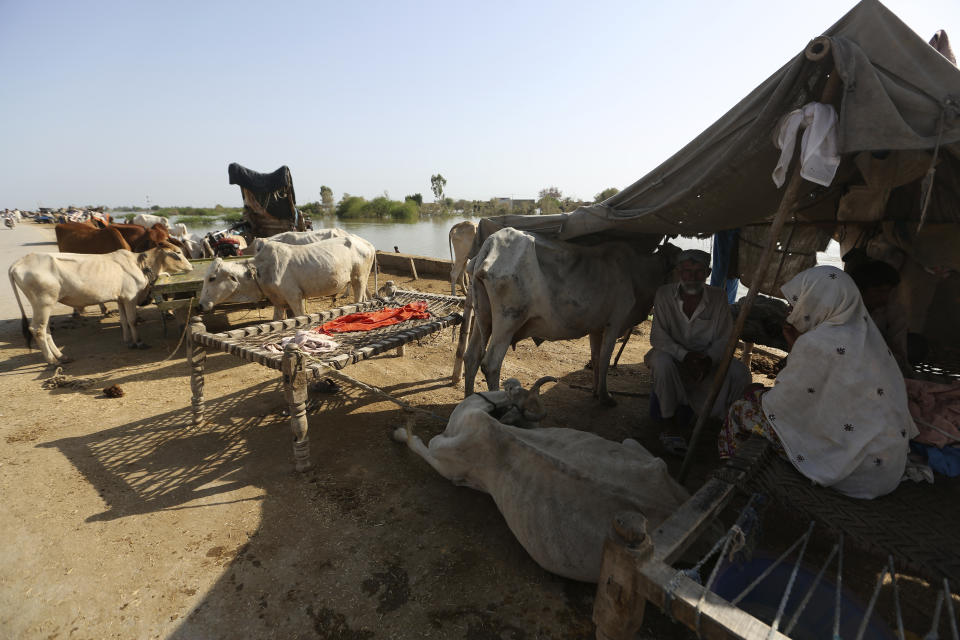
<box><xmin>186</xmin><ymin>290</ymin><xmax>464</xmax><ymax>471</ymax></box>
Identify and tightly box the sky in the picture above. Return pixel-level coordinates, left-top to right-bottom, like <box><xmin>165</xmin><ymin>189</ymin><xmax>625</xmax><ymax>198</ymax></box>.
<box><xmin>1</xmin><ymin>0</ymin><xmax>958</xmax><ymax>209</ymax></box>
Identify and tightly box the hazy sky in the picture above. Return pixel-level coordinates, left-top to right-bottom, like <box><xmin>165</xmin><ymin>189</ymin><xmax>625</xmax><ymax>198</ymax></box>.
<box><xmin>1</xmin><ymin>0</ymin><xmax>957</xmax><ymax>209</ymax></box>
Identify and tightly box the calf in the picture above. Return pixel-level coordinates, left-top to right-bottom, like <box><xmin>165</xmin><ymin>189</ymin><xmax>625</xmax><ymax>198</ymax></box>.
<box><xmin>55</xmin><ymin>222</ymin><xmax>133</xmax><ymax>316</ymax></box>
<box><xmin>199</xmin><ymin>235</ymin><xmax>375</xmax><ymax>319</ymax></box>
<box><xmin>454</xmin><ymin>228</ymin><xmax>678</xmax><ymax>404</ymax></box>
<box><xmin>448</xmin><ymin>220</ymin><xmax>477</xmax><ymax>295</ymax></box>
<box><xmin>393</xmin><ymin>377</ymin><xmax>689</xmax><ymax>582</ymax></box>
<box><xmin>10</xmin><ymin>243</ymin><xmax>192</xmax><ymax>364</ymax></box>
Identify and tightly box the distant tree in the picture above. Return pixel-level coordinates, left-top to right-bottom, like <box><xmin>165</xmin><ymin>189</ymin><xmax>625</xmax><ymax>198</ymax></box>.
<box><xmin>150</xmin><ymin>204</ymin><xmax>160</xmax><ymax>211</ymax></box>
<box><xmin>430</xmin><ymin>174</ymin><xmax>447</xmax><ymax>203</ymax></box>
<box><xmin>405</xmin><ymin>193</ymin><xmax>423</xmax><ymax>206</ymax></box>
<box><xmin>320</xmin><ymin>185</ymin><xmax>334</xmax><ymax>212</ymax></box>
<box><xmin>538</xmin><ymin>186</ymin><xmax>563</xmax><ymax>201</ymax></box>
<box><xmin>594</xmin><ymin>187</ymin><xmax>620</xmax><ymax>202</ymax></box>
<box><xmin>538</xmin><ymin>196</ymin><xmax>561</xmax><ymax>215</ymax></box>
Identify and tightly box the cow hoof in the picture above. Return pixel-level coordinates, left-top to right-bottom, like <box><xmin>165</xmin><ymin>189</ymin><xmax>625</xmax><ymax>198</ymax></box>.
<box><xmin>600</xmin><ymin>396</ymin><xmax>618</xmax><ymax>408</ymax></box>
<box><xmin>57</xmin><ymin>355</ymin><xmax>74</xmax><ymax>364</ymax></box>
<box><xmin>136</xmin><ymin>342</ymin><xmax>150</xmax><ymax>350</ymax></box>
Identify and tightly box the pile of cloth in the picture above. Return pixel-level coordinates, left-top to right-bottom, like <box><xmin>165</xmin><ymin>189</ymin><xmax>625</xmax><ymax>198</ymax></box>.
<box><xmin>264</xmin><ymin>330</ymin><xmax>340</xmax><ymax>355</ymax></box>
<box><xmin>906</xmin><ymin>378</ymin><xmax>960</xmax><ymax>477</ymax></box>
<box><xmin>314</xmin><ymin>301</ymin><xmax>430</xmax><ymax>335</ymax></box>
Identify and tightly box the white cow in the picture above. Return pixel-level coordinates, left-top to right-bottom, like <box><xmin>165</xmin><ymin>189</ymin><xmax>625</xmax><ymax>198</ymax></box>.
<box><xmin>454</xmin><ymin>228</ymin><xmax>679</xmax><ymax>405</ymax></box>
<box><xmin>448</xmin><ymin>220</ymin><xmax>478</xmax><ymax>295</ymax></box>
<box><xmin>199</xmin><ymin>235</ymin><xmax>375</xmax><ymax>319</ymax></box>
<box><xmin>132</xmin><ymin>213</ymin><xmax>170</xmax><ymax>229</ymax></box>
<box><xmin>9</xmin><ymin>243</ymin><xmax>192</xmax><ymax>364</ymax></box>
<box><xmin>393</xmin><ymin>377</ymin><xmax>690</xmax><ymax>582</ymax></box>
<box><xmin>169</xmin><ymin>222</ymin><xmax>189</xmax><ymax>239</ymax></box>
<box><xmin>246</xmin><ymin>228</ymin><xmax>350</xmax><ymax>255</ymax></box>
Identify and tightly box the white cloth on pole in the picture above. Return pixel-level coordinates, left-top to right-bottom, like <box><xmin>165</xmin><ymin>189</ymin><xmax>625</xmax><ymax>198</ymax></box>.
<box><xmin>772</xmin><ymin>102</ymin><xmax>841</xmax><ymax>188</ymax></box>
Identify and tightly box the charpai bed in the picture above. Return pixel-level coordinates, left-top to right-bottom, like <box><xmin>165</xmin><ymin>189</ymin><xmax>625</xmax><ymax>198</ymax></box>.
<box><xmin>186</xmin><ymin>290</ymin><xmax>465</xmax><ymax>470</ymax></box>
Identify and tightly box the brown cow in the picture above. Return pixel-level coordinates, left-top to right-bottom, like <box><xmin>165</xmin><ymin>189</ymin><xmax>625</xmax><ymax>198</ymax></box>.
<box><xmin>55</xmin><ymin>222</ymin><xmax>132</xmax><ymax>253</ymax></box>
<box><xmin>54</xmin><ymin>222</ymin><xmax>134</xmax><ymax>317</ymax></box>
<box><xmin>112</xmin><ymin>223</ymin><xmax>171</xmax><ymax>252</ymax></box>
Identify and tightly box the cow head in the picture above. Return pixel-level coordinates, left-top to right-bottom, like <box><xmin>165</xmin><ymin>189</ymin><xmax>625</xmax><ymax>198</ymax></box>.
<box><xmin>142</xmin><ymin>241</ymin><xmax>192</xmax><ymax>277</ymax></box>
<box><xmin>198</xmin><ymin>258</ymin><xmax>257</xmax><ymax>312</ymax></box>
<box><xmin>499</xmin><ymin>376</ymin><xmax>558</xmax><ymax>427</ymax></box>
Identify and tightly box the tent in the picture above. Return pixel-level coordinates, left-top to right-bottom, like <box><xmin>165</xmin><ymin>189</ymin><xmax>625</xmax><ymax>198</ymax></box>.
<box><xmin>476</xmin><ymin>0</ymin><xmax>960</xmax><ymax>353</ymax></box>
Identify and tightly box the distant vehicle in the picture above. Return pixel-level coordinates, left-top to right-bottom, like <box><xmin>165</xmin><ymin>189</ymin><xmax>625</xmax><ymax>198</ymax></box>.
<box><xmin>34</xmin><ymin>215</ymin><xmax>55</xmax><ymax>224</ymax></box>
<box><xmin>4</xmin><ymin>216</ymin><xmax>15</xmax><ymax>229</ymax></box>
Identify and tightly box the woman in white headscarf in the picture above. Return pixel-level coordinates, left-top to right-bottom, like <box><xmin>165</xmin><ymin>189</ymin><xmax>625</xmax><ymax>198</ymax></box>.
<box><xmin>718</xmin><ymin>265</ymin><xmax>917</xmax><ymax>499</ymax></box>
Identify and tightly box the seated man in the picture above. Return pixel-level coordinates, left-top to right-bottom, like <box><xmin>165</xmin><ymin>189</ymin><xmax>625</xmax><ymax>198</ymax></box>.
<box><xmin>644</xmin><ymin>249</ymin><xmax>751</xmax><ymax>454</ymax></box>
<box><xmin>847</xmin><ymin>260</ymin><xmax>912</xmax><ymax>376</ymax></box>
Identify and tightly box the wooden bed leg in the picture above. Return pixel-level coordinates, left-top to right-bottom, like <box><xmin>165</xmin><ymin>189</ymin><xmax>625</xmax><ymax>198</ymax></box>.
<box><xmin>282</xmin><ymin>345</ymin><xmax>311</xmax><ymax>472</ymax></box>
<box><xmin>188</xmin><ymin>316</ymin><xmax>207</xmax><ymax>427</ymax></box>
<box><xmin>395</xmin><ymin>344</ymin><xmax>405</xmax><ymax>357</ymax></box>
<box><xmin>593</xmin><ymin>512</ymin><xmax>653</xmax><ymax>640</ymax></box>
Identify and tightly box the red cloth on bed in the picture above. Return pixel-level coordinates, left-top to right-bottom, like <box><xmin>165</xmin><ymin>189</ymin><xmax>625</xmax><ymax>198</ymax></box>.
<box><xmin>315</xmin><ymin>301</ymin><xmax>430</xmax><ymax>334</ymax></box>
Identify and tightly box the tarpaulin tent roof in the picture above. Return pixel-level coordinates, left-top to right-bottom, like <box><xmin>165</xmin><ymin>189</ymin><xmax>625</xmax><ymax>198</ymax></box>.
<box><xmin>479</xmin><ymin>0</ymin><xmax>960</xmax><ymax>243</ymax></box>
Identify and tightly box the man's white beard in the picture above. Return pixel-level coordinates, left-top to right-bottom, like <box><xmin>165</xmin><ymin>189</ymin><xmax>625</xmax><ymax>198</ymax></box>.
<box><xmin>682</xmin><ymin>283</ymin><xmax>704</xmax><ymax>296</ymax></box>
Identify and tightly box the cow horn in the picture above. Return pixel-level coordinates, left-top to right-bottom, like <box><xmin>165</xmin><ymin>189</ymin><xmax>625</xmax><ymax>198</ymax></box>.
<box><xmin>529</xmin><ymin>376</ymin><xmax>558</xmax><ymax>394</ymax></box>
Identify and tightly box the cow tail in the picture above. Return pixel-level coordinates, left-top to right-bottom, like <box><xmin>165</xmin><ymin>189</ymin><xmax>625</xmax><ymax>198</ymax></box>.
<box><xmin>8</xmin><ymin>267</ymin><xmax>31</xmax><ymax>351</ymax></box>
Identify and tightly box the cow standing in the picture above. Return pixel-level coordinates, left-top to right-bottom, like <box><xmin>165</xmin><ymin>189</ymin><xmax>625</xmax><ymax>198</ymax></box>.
<box><xmin>199</xmin><ymin>235</ymin><xmax>375</xmax><ymax>319</ymax></box>
<box><xmin>448</xmin><ymin>220</ymin><xmax>477</xmax><ymax>296</ymax></box>
<box><xmin>9</xmin><ymin>243</ymin><xmax>192</xmax><ymax>364</ymax></box>
<box><xmin>453</xmin><ymin>228</ymin><xmax>677</xmax><ymax>405</ymax></box>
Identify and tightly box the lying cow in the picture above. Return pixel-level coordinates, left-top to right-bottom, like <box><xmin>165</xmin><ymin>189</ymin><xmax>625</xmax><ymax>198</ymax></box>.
<box><xmin>245</xmin><ymin>228</ymin><xmax>349</xmax><ymax>255</ymax></box>
<box><xmin>393</xmin><ymin>377</ymin><xmax>690</xmax><ymax>582</ymax></box>
<box><xmin>199</xmin><ymin>235</ymin><xmax>375</xmax><ymax>318</ymax></box>
<box><xmin>448</xmin><ymin>220</ymin><xmax>477</xmax><ymax>295</ymax></box>
<box><xmin>454</xmin><ymin>227</ymin><xmax>678</xmax><ymax>405</ymax></box>
<box><xmin>9</xmin><ymin>242</ymin><xmax>192</xmax><ymax>364</ymax></box>
<box><xmin>132</xmin><ymin>213</ymin><xmax>170</xmax><ymax>229</ymax></box>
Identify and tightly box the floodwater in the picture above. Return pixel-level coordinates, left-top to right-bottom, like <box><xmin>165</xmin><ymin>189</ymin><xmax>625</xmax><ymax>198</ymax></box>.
<box><xmin>169</xmin><ymin>213</ymin><xmax>843</xmax><ymax>298</ymax></box>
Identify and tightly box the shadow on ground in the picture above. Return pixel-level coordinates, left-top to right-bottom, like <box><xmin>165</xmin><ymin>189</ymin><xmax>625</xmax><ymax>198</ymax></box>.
<box><xmin>38</xmin><ymin>356</ymin><xmax>699</xmax><ymax>639</ymax></box>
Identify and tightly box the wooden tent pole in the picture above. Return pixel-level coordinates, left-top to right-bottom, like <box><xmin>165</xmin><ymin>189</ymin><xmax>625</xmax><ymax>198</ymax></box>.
<box><xmin>678</xmin><ymin>39</ymin><xmax>840</xmax><ymax>483</ymax></box>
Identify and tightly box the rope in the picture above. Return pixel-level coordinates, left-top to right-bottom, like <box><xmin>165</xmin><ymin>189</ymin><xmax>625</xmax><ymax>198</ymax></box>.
<box><xmin>926</xmin><ymin>587</ymin><xmax>945</xmax><ymax>640</ymax></box>
<box><xmin>784</xmin><ymin>541</ymin><xmax>840</xmax><ymax>636</ymax></box>
<box><xmin>40</xmin><ymin>297</ymin><xmax>195</xmax><ymax>392</ymax></box>
<box><xmin>945</xmin><ymin>578</ymin><xmax>959</xmax><ymax>640</ymax></box>
<box><xmin>768</xmin><ymin>521</ymin><xmax>816</xmax><ymax>638</ymax></box>
<box><xmin>731</xmin><ymin>521</ymin><xmax>815</xmax><ymax>606</ymax></box>
<box><xmin>890</xmin><ymin>556</ymin><xmax>906</xmax><ymax>640</ymax></box>
<box><xmin>854</xmin><ymin>564</ymin><xmax>889</xmax><ymax>640</ymax></box>
<box><xmin>917</xmin><ymin>107</ymin><xmax>946</xmax><ymax>233</ymax></box>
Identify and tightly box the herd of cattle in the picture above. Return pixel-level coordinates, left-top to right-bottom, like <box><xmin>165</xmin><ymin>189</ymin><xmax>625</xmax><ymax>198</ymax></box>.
<box><xmin>8</xmin><ymin>222</ymin><xmax>379</xmax><ymax>365</ymax></box>
<box><xmin>10</xmin><ymin>214</ymin><xmax>681</xmax><ymax>412</ymax></box>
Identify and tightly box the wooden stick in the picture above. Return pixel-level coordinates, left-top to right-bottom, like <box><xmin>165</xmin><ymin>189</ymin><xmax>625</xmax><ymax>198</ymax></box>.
<box><xmin>678</xmin><ymin>44</ymin><xmax>841</xmax><ymax>483</ymax></box>
<box><xmin>408</xmin><ymin>257</ymin><xmax>419</xmax><ymax>280</ymax></box>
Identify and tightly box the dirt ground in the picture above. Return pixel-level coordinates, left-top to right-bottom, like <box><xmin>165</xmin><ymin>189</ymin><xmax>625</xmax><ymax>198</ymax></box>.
<box><xmin>0</xmin><ymin>227</ymin><xmax>943</xmax><ymax>639</ymax></box>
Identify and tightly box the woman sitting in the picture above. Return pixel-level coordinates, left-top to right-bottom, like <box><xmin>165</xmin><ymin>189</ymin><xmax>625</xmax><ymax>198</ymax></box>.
<box><xmin>718</xmin><ymin>265</ymin><xmax>917</xmax><ymax>499</ymax></box>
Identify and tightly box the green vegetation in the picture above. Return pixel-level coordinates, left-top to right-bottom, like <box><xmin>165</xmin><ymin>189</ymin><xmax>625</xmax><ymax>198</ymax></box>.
<box><xmin>336</xmin><ymin>195</ymin><xmax>419</xmax><ymax>221</ymax></box>
<box><xmin>299</xmin><ymin>201</ymin><xmax>324</xmax><ymax>216</ymax></box>
<box><xmin>175</xmin><ymin>215</ymin><xmax>213</xmax><ymax>226</ymax></box>
<box><xmin>595</xmin><ymin>187</ymin><xmax>620</xmax><ymax>202</ymax></box>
